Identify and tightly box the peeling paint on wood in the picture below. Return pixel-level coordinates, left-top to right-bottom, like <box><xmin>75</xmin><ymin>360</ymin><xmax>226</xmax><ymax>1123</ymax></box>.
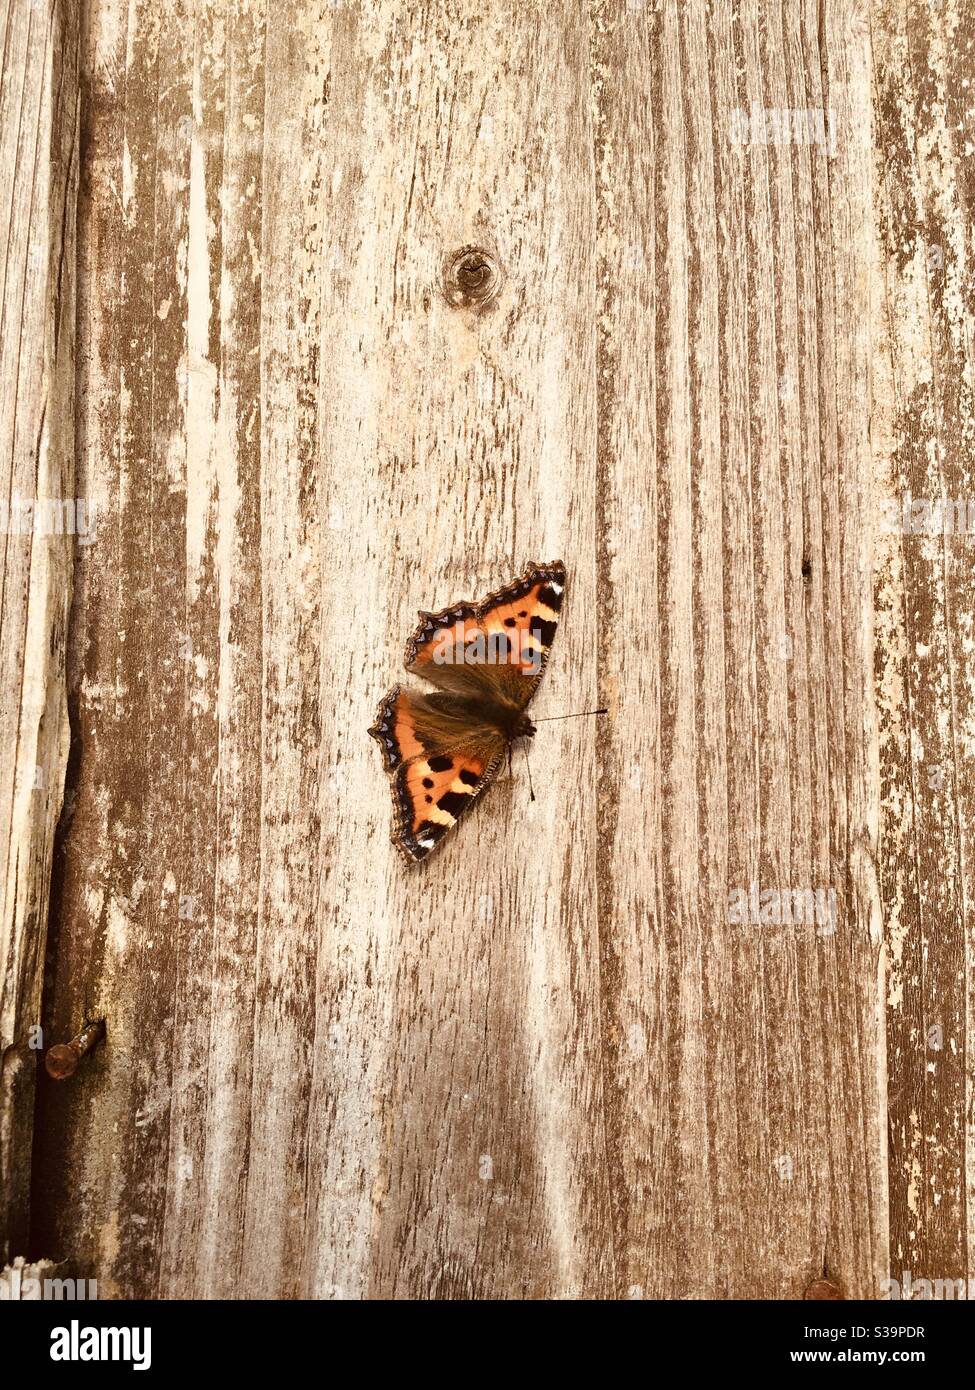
<box><xmin>872</xmin><ymin>0</ymin><xmax>975</xmax><ymax>1291</ymax></box>
<box><xmin>3</xmin><ymin>0</ymin><xmax>972</xmax><ymax>1298</ymax></box>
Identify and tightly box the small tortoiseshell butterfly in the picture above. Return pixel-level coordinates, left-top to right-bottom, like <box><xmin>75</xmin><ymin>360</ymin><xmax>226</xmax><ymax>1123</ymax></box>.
<box><xmin>369</xmin><ymin>559</ymin><xmax>566</xmax><ymax>862</ymax></box>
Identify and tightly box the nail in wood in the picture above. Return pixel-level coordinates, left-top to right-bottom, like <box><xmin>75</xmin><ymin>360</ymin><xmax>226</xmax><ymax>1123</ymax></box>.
<box><xmin>803</xmin><ymin>1278</ymin><xmax>844</xmax><ymax>1300</ymax></box>
<box><xmin>45</xmin><ymin>1020</ymin><xmax>105</xmax><ymax>1081</ymax></box>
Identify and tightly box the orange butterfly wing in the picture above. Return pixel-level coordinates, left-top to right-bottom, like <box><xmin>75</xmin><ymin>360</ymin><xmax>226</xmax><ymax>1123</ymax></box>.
<box><xmin>369</xmin><ymin>686</ymin><xmax>505</xmax><ymax>861</ymax></box>
<box><xmin>404</xmin><ymin>560</ymin><xmax>565</xmax><ymax>705</ymax></box>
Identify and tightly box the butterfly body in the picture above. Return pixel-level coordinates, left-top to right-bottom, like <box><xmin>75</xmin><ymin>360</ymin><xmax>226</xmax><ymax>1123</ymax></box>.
<box><xmin>369</xmin><ymin>560</ymin><xmax>565</xmax><ymax>862</ymax></box>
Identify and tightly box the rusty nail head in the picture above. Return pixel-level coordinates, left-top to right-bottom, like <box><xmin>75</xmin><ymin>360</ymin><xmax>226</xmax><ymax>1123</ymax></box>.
<box><xmin>45</xmin><ymin>1019</ymin><xmax>106</xmax><ymax>1081</ymax></box>
<box><xmin>804</xmin><ymin>1279</ymin><xmax>844</xmax><ymax>1300</ymax></box>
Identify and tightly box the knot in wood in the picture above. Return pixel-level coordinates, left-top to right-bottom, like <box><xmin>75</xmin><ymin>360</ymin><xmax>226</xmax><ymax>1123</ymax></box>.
<box><xmin>444</xmin><ymin>246</ymin><xmax>501</xmax><ymax>310</ymax></box>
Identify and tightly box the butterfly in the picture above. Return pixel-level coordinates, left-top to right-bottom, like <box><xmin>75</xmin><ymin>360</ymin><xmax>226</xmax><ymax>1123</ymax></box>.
<box><xmin>369</xmin><ymin>559</ymin><xmax>566</xmax><ymax>862</ymax></box>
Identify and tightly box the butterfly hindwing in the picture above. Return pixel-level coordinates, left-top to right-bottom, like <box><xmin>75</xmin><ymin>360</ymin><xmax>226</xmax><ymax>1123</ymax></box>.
<box><xmin>369</xmin><ymin>685</ymin><xmax>424</xmax><ymax>773</ymax></box>
<box><xmin>404</xmin><ymin>560</ymin><xmax>566</xmax><ymax>709</ymax></box>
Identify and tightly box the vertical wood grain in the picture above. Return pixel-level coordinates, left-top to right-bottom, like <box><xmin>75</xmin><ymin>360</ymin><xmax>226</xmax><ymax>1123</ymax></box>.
<box><xmin>0</xmin><ymin>0</ymin><xmax>77</xmax><ymax>1261</ymax></box>
<box><xmin>17</xmin><ymin>0</ymin><xmax>973</xmax><ymax>1300</ymax></box>
<box><xmin>591</xmin><ymin>0</ymin><xmax>884</xmax><ymax>1298</ymax></box>
<box><xmin>32</xmin><ymin>0</ymin><xmax>613</xmax><ymax>1298</ymax></box>
<box><xmin>872</xmin><ymin>0</ymin><xmax>975</xmax><ymax>1288</ymax></box>
<box><xmin>299</xmin><ymin>5</ymin><xmax>610</xmax><ymax>1300</ymax></box>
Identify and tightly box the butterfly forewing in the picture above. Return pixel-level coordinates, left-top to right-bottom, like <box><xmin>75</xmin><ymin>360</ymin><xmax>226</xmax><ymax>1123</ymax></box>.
<box><xmin>368</xmin><ymin>684</ymin><xmax>508</xmax><ymax>861</ymax></box>
<box><xmin>393</xmin><ymin>741</ymin><xmax>506</xmax><ymax>861</ymax></box>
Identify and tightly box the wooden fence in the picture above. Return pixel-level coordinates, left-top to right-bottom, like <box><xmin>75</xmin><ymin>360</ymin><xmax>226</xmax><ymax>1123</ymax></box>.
<box><xmin>1</xmin><ymin>0</ymin><xmax>972</xmax><ymax>1299</ymax></box>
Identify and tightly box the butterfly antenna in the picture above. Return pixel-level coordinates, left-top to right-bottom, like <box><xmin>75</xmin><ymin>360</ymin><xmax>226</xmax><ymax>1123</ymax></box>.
<box><xmin>523</xmin><ymin>743</ymin><xmax>536</xmax><ymax>802</ymax></box>
<box><xmin>534</xmin><ymin>707</ymin><xmax>609</xmax><ymax>722</ymax></box>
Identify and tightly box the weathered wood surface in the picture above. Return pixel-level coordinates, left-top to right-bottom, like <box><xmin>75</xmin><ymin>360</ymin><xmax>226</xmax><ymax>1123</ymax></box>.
<box><xmin>592</xmin><ymin>0</ymin><xmax>885</xmax><ymax>1300</ymax></box>
<box><xmin>872</xmin><ymin>0</ymin><xmax>975</xmax><ymax>1292</ymax></box>
<box><xmin>0</xmin><ymin>0</ymin><xmax>77</xmax><ymax>1262</ymax></box>
<box><xmin>8</xmin><ymin>0</ymin><xmax>971</xmax><ymax>1298</ymax></box>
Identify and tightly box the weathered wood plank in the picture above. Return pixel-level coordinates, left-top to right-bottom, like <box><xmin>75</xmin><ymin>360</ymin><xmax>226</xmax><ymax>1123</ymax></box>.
<box><xmin>872</xmin><ymin>0</ymin><xmax>975</xmax><ymax>1290</ymax></box>
<box><xmin>35</xmin><ymin>0</ymin><xmax>272</xmax><ymax>1298</ymax></box>
<box><xmin>0</xmin><ymin>0</ymin><xmax>77</xmax><ymax>1261</ymax></box>
<box><xmin>591</xmin><ymin>0</ymin><xmax>884</xmax><ymax>1298</ymax></box>
<box><xmin>34</xmin><ymin>0</ymin><xmax>612</xmax><ymax>1298</ymax></box>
